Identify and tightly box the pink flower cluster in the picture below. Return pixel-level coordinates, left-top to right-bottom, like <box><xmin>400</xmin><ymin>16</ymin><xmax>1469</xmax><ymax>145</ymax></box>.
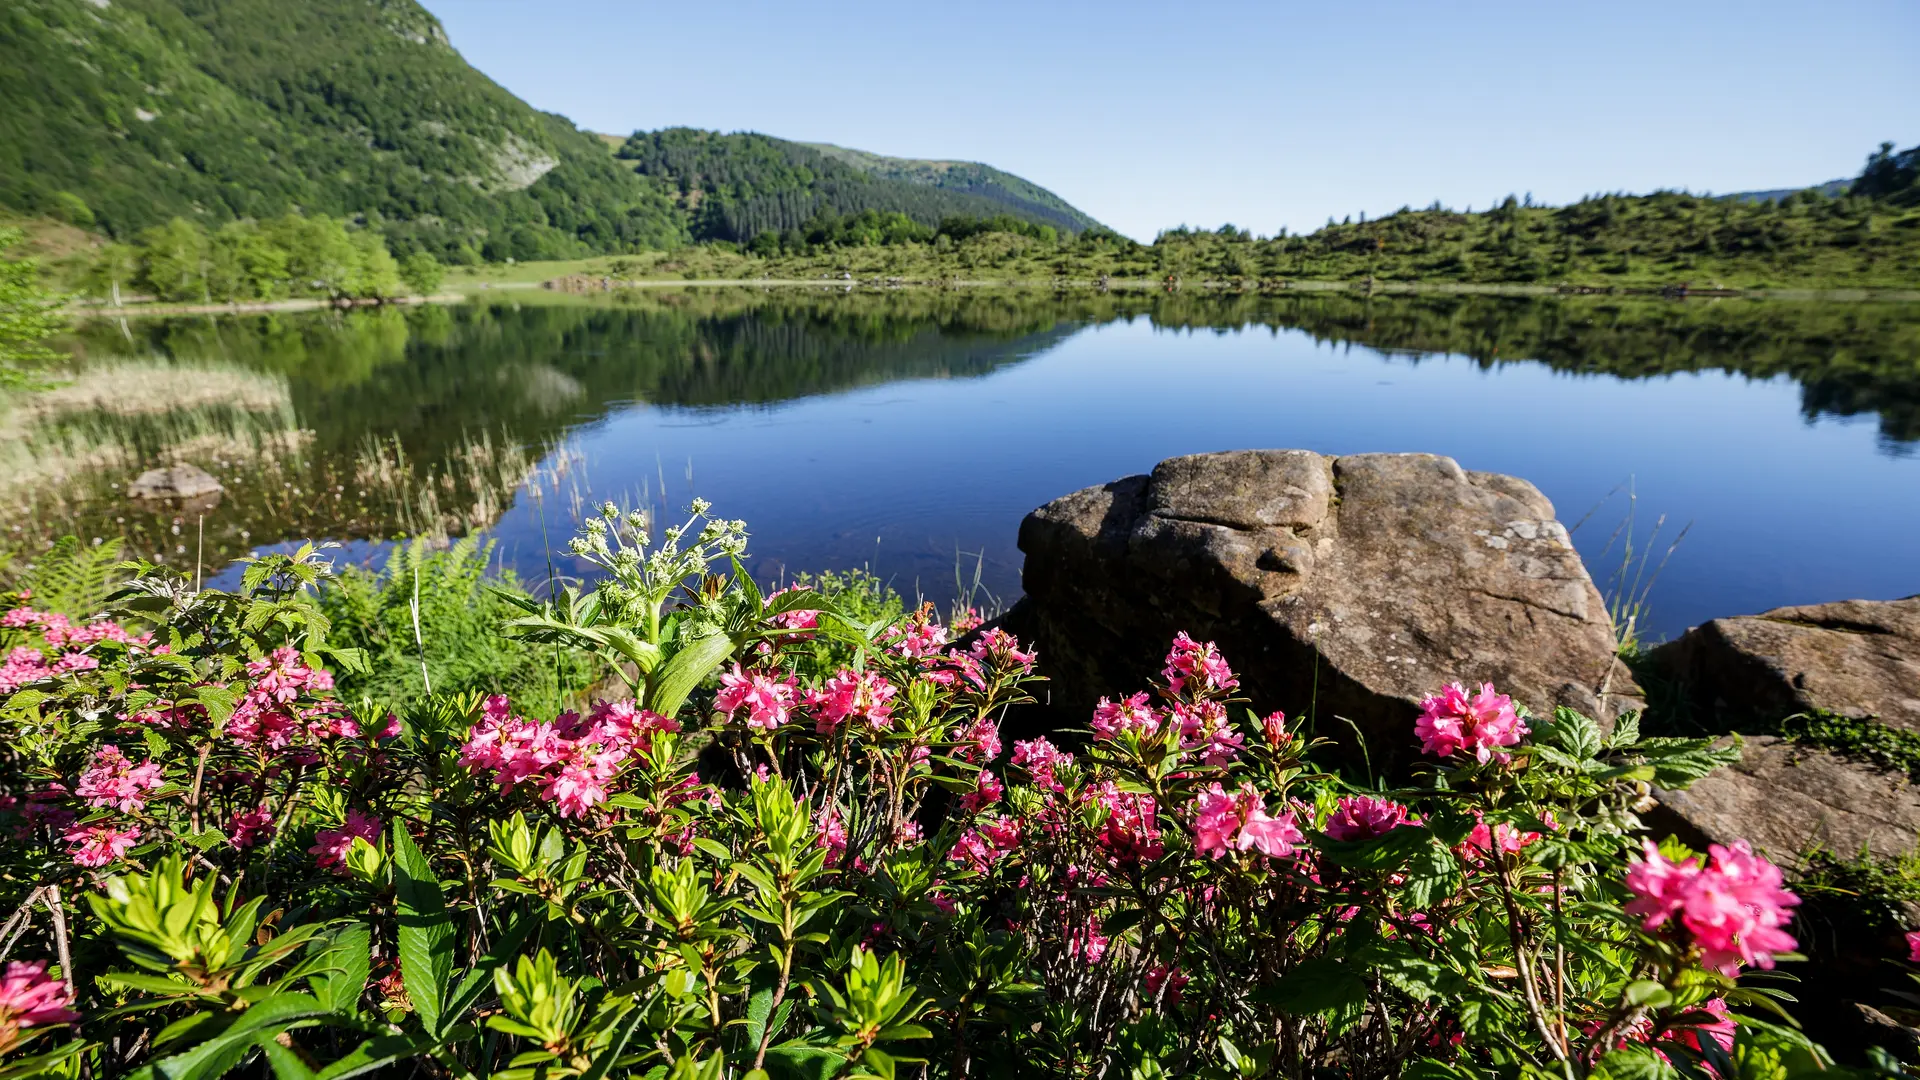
<box><xmin>227</xmin><ymin>804</ymin><xmax>275</xmax><ymax>848</ymax></box>
<box><xmin>1011</xmin><ymin>737</ymin><xmax>1075</xmax><ymax>792</ymax></box>
<box><xmin>458</xmin><ymin>696</ymin><xmax>678</xmax><ymax>818</ymax></box>
<box><xmin>967</xmin><ymin>628</ymin><xmax>1036</xmax><ymax>675</ymax></box>
<box><xmin>1624</xmin><ymin>839</ymin><xmax>1799</xmax><ymax>974</ymax></box>
<box><xmin>1172</xmin><ymin>700</ymin><xmax>1245</xmax><ymax>765</ymax></box>
<box><xmin>64</xmin><ymin>823</ymin><xmax>140</xmax><ymax>867</ymax></box>
<box><xmin>0</xmin><ymin>960</ymin><xmax>77</xmax><ymax>1043</ymax></box>
<box><xmin>1323</xmin><ymin>795</ymin><xmax>1413</xmax><ymax>842</ymax></box>
<box><xmin>74</xmin><ymin>745</ymin><xmax>165</xmax><ymax>813</ymax></box>
<box><xmin>225</xmin><ymin>647</ymin><xmax>342</xmax><ymax>749</ymax></box>
<box><xmin>1189</xmin><ymin>783</ymin><xmax>1303</xmax><ymax>859</ymax></box>
<box><xmin>809</xmin><ymin>668</ymin><xmax>897</xmax><ymax>732</ymax></box>
<box><xmin>1415</xmin><ymin>682</ymin><xmax>1529</xmax><ymax>764</ymax></box>
<box><xmin>1087</xmin><ymin>782</ymin><xmax>1163</xmax><ymax>862</ymax></box>
<box><xmin>949</xmin><ymin>817</ymin><xmax>1022</xmax><ymax>872</ymax></box>
<box><xmin>1163</xmin><ymin>632</ymin><xmax>1238</xmax><ymax>696</ymax></box>
<box><xmin>1091</xmin><ymin>692</ymin><xmax>1160</xmax><ymax>740</ymax></box>
<box><xmin>0</xmin><ymin>607</ymin><xmax>150</xmax><ymax>692</ymax></box>
<box><xmin>310</xmin><ymin>809</ymin><xmax>381</xmax><ymax>873</ymax></box>
<box><xmin>715</xmin><ymin>666</ymin><xmax>801</xmax><ymax>731</ymax></box>
<box><xmin>950</xmin><ymin>716</ymin><xmax>1002</xmax><ymax>763</ymax></box>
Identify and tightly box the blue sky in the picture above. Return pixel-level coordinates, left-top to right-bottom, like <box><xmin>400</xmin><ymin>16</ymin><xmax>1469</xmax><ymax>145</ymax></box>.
<box><xmin>421</xmin><ymin>0</ymin><xmax>1918</xmax><ymax>240</ymax></box>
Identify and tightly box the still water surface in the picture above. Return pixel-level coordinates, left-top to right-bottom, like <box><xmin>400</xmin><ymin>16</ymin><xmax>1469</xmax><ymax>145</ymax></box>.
<box><xmin>61</xmin><ymin>289</ymin><xmax>1920</xmax><ymax>642</ymax></box>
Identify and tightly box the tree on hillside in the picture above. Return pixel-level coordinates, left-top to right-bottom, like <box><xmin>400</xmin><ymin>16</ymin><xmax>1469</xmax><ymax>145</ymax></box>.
<box><xmin>0</xmin><ymin>227</ymin><xmax>65</xmax><ymax>388</ymax></box>
<box><xmin>79</xmin><ymin>242</ymin><xmax>137</xmax><ymax>306</ymax></box>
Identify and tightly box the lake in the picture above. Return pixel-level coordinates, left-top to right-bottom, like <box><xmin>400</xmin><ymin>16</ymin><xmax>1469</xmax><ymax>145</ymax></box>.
<box><xmin>27</xmin><ymin>287</ymin><xmax>1920</xmax><ymax>644</ymax></box>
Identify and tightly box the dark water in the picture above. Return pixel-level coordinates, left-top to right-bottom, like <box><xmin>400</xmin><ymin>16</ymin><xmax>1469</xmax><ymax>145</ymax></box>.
<box><xmin>65</xmin><ymin>288</ymin><xmax>1920</xmax><ymax>642</ymax></box>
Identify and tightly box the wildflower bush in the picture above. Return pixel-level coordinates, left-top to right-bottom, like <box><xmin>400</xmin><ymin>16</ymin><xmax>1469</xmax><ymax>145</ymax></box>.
<box><xmin>0</xmin><ymin>504</ymin><xmax>1870</xmax><ymax>1078</ymax></box>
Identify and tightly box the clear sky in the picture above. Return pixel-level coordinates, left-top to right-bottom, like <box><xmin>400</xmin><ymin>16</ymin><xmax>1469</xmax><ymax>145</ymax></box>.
<box><xmin>420</xmin><ymin>0</ymin><xmax>1918</xmax><ymax>240</ymax></box>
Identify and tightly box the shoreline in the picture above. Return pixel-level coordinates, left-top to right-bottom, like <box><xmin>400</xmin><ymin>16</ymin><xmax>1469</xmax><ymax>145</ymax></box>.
<box><xmin>65</xmin><ymin>278</ymin><xmax>1920</xmax><ymax>319</ymax></box>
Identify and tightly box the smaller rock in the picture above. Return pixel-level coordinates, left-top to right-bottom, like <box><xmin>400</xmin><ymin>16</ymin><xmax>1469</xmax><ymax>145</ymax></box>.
<box><xmin>127</xmin><ymin>464</ymin><xmax>223</xmax><ymax>501</ymax></box>
<box><xmin>1650</xmin><ymin>735</ymin><xmax>1920</xmax><ymax>870</ymax></box>
<box><xmin>1651</xmin><ymin>596</ymin><xmax>1920</xmax><ymax>732</ymax></box>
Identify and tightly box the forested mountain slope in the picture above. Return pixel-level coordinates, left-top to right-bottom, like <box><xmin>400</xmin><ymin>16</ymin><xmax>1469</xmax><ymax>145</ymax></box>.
<box><xmin>0</xmin><ymin>0</ymin><xmax>687</xmax><ymax>261</ymax></box>
<box><xmin>616</xmin><ymin>129</ymin><xmax>1100</xmax><ymax>244</ymax></box>
<box><xmin>799</xmin><ymin>142</ymin><xmax>1101</xmax><ymax>232</ymax></box>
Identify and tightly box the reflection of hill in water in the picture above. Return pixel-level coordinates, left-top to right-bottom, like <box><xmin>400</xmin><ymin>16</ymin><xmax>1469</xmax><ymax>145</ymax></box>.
<box><xmin>79</xmin><ymin>292</ymin><xmax>1083</xmax><ymax>467</ymax></box>
<box><xmin>76</xmin><ymin>289</ymin><xmax>1920</xmax><ymax>464</ymax></box>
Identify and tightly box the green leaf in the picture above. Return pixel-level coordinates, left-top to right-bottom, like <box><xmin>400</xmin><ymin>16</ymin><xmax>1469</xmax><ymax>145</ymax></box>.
<box><xmin>1592</xmin><ymin>1045</ymin><xmax>1678</xmax><ymax>1080</ymax></box>
<box><xmin>577</xmin><ymin>1008</ymin><xmax>646</xmax><ymax>1080</ymax></box>
<box><xmin>254</xmin><ymin>1033</ymin><xmax>317</xmax><ymax>1080</ymax></box>
<box><xmin>133</xmin><ymin>993</ymin><xmax>334</xmax><ymax>1080</ymax></box>
<box><xmin>313</xmin><ymin>1033</ymin><xmax>452</xmax><ymax>1080</ymax></box>
<box><xmin>391</xmin><ymin>821</ymin><xmax>454</xmax><ymax>1037</ymax></box>
<box><xmin>309</xmin><ymin>924</ymin><xmax>371</xmax><ymax>1016</ymax></box>
<box><xmin>1261</xmin><ymin>957</ymin><xmax>1368</xmax><ymax>1033</ymax></box>
<box><xmin>441</xmin><ymin>914</ymin><xmax>537</xmax><ymax>1030</ymax></box>
<box><xmin>649</xmin><ymin>631</ymin><xmax>734</xmax><ymax>718</ymax></box>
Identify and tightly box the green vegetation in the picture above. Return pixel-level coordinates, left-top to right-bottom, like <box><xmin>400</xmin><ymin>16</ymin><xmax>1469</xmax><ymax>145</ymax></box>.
<box><xmin>0</xmin><ymin>0</ymin><xmax>686</xmax><ymax>261</ymax></box>
<box><xmin>444</xmin><ymin>142</ymin><xmax>1920</xmax><ymax>290</ymax></box>
<box><xmin>801</xmin><ymin>140</ymin><xmax>1102</xmax><ymax>232</ymax></box>
<box><xmin>615</xmin><ymin>128</ymin><xmax>1096</xmax><ymax>244</ymax></box>
<box><xmin>1767</xmin><ymin>709</ymin><xmax>1920</xmax><ymax>784</ymax></box>
<box><xmin>0</xmin><ymin>227</ymin><xmax>64</xmax><ymax>388</ymax></box>
<box><xmin>318</xmin><ymin>536</ymin><xmax>596</xmax><ymax>717</ymax></box>
<box><xmin>110</xmin><ymin>214</ymin><xmax>435</xmax><ymax>304</ymax></box>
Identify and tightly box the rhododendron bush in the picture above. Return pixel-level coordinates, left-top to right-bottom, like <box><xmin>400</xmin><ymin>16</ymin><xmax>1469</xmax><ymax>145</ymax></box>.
<box><xmin>0</xmin><ymin>507</ymin><xmax>1852</xmax><ymax>1079</ymax></box>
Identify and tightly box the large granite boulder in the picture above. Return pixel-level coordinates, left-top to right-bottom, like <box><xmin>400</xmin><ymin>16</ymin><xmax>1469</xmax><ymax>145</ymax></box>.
<box><xmin>1007</xmin><ymin>450</ymin><xmax>1637</xmax><ymax>769</ymax></box>
<box><xmin>1650</xmin><ymin>596</ymin><xmax>1920</xmax><ymax>733</ymax></box>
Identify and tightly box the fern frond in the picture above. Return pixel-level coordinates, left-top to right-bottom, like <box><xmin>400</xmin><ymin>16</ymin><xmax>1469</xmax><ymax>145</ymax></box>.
<box><xmin>15</xmin><ymin>536</ymin><xmax>127</xmax><ymax>619</ymax></box>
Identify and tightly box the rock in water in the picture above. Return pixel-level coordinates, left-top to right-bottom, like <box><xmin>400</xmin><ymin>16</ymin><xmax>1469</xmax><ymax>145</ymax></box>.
<box><xmin>1650</xmin><ymin>596</ymin><xmax>1920</xmax><ymax>733</ymax></box>
<box><xmin>1009</xmin><ymin>450</ymin><xmax>1636</xmax><ymax>770</ymax></box>
<box><xmin>127</xmin><ymin>464</ymin><xmax>224</xmax><ymax>501</ymax></box>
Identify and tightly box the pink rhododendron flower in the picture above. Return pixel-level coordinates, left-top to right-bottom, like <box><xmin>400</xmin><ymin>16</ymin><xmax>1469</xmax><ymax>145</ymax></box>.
<box><xmin>949</xmin><ymin>607</ymin><xmax>983</xmax><ymax>635</ymax></box>
<box><xmin>1624</xmin><ymin>839</ymin><xmax>1798</xmax><ymax>974</ymax></box>
<box><xmin>1415</xmin><ymin>682</ymin><xmax>1529</xmax><ymax>764</ymax></box>
<box><xmin>1908</xmin><ymin>930</ymin><xmax>1920</xmax><ymax>963</ymax></box>
<box><xmin>1172</xmin><ymin>700</ymin><xmax>1244</xmax><ymax>765</ymax></box>
<box><xmin>1091</xmin><ymin>692</ymin><xmax>1161</xmax><ymax>741</ymax></box>
<box><xmin>817</xmin><ymin>811</ymin><xmax>847</xmax><ymax>867</ymax></box>
<box><xmin>811</xmin><ymin>668</ymin><xmax>897</xmax><ymax>733</ymax></box>
<box><xmin>1260</xmin><ymin>710</ymin><xmax>1289</xmax><ymax>748</ymax></box>
<box><xmin>543</xmin><ymin>762</ymin><xmax>611</xmax><ymax>819</ymax></box>
<box><xmin>716</xmin><ymin>665</ymin><xmax>801</xmax><ymax>731</ymax></box>
<box><xmin>1163</xmin><ymin>632</ymin><xmax>1238</xmax><ymax>696</ymax></box>
<box><xmin>1457</xmin><ymin>811</ymin><xmax>1551</xmax><ymax>863</ymax></box>
<box><xmin>951</xmin><ymin>716</ymin><xmax>1002</xmax><ymax>762</ymax></box>
<box><xmin>1145</xmin><ymin>964</ymin><xmax>1189</xmax><ymax>1005</ymax></box>
<box><xmin>1011</xmin><ymin>738</ymin><xmax>1074</xmax><ymax>792</ymax></box>
<box><xmin>64</xmin><ymin>823</ymin><xmax>139</xmax><ymax>867</ymax></box>
<box><xmin>1067</xmin><ymin>924</ymin><xmax>1110</xmax><ymax>965</ymax></box>
<box><xmin>1189</xmin><ymin>783</ymin><xmax>1303</xmax><ymax>859</ymax></box>
<box><xmin>227</xmin><ymin>805</ymin><xmax>275</xmax><ymax>848</ymax></box>
<box><xmin>884</xmin><ymin>617</ymin><xmax>949</xmax><ymax>658</ymax></box>
<box><xmin>967</xmin><ymin>628</ymin><xmax>1036</xmax><ymax>674</ymax></box>
<box><xmin>0</xmin><ymin>960</ymin><xmax>77</xmax><ymax>1045</ymax></box>
<box><xmin>949</xmin><ymin>816</ymin><xmax>1021</xmax><ymax>873</ymax></box>
<box><xmin>74</xmin><ymin>745</ymin><xmax>166</xmax><ymax>813</ymax></box>
<box><xmin>1323</xmin><ymin>795</ymin><xmax>1413</xmax><ymax>842</ymax></box>
<box><xmin>310</xmin><ymin>810</ymin><xmax>381</xmax><ymax>873</ymax></box>
<box><xmin>1088</xmin><ymin>782</ymin><xmax>1163</xmax><ymax>862</ymax></box>
<box><xmin>960</xmin><ymin>770</ymin><xmax>1005</xmax><ymax>813</ymax></box>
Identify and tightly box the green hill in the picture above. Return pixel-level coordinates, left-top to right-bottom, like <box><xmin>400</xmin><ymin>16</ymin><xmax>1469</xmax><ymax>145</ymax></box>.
<box><xmin>0</xmin><ymin>0</ymin><xmax>686</xmax><ymax>262</ymax></box>
<box><xmin>615</xmin><ymin>129</ymin><xmax>1101</xmax><ymax>244</ymax></box>
<box><xmin>798</xmin><ymin>142</ymin><xmax>1101</xmax><ymax>233</ymax></box>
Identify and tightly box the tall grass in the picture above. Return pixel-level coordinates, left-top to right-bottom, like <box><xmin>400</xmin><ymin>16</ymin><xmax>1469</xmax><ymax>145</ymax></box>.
<box><xmin>1569</xmin><ymin>479</ymin><xmax>1691</xmax><ymax>654</ymax></box>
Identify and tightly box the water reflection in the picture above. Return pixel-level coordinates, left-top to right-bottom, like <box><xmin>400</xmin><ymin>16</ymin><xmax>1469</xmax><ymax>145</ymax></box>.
<box><xmin>25</xmin><ymin>288</ymin><xmax>1920</xmax><ymax>639</ymax></box>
